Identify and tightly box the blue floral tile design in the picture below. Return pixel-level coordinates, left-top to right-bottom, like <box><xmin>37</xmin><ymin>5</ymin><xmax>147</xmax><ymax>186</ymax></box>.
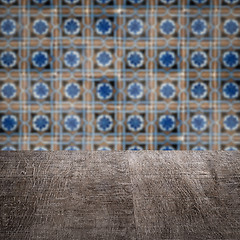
<box><xmin>64</xmin><ymin>115</ymin><xmax>81</xmax><ymax>132</ymax></box>
<box><xmin>0</xmin><ymin>0</ymin><xmax>240</xmax><ymax>150</ymax></box>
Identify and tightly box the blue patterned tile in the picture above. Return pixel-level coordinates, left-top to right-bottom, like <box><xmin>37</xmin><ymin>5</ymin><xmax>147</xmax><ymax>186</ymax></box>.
<box><xmin>0</xmin><ymin>0</ymin><xmax>239</xmax><ymax>150</ymax></box>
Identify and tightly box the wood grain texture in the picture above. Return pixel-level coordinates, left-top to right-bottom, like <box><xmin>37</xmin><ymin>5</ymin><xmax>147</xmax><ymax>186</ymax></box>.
<box><xmin>0</xmin><ymin>151</ymin><xmax>240</xmax><ymax>240</ymax></box>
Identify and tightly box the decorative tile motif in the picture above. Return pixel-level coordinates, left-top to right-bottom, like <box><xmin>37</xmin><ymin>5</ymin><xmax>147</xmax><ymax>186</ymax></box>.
<box><xmin>0</xmin><ymin>0</ymin><xmax>239</xmax><ymax>150</ymax></box>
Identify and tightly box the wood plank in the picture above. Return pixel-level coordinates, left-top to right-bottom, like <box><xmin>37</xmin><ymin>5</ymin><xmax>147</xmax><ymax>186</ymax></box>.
<box><xmin>128</xmin><ymin>151</ymin><xmax>240</xmax><ymax>240</ymax></box>
<box><xmin>0</xmin><ymin>151</ymin><xmax>136</xmax><ymax>240</ymax></box>
<box><xmin>0</xmin><ymin>151</ymin><xmax>240</xmax><ymax>239</ymax></box>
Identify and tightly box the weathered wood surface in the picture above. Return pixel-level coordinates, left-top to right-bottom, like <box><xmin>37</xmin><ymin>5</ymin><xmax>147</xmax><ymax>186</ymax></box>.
<box><xmin>0</xmin><ymin>151</ymin><xmax>240</xmax><ymax>240</ymax></box>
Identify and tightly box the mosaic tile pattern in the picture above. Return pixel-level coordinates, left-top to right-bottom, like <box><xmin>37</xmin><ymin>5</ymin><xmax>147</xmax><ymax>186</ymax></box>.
<box><xmin>0</xmin><ymin>0</ymin><xmax>240</xmax><ymax>150</ymax></box>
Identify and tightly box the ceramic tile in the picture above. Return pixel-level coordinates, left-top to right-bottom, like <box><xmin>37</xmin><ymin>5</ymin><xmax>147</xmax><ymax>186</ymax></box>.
<box><xmin>0</xmin><ymin>0</ymin><xmax>239</xmax><ymax>150</ymax></box>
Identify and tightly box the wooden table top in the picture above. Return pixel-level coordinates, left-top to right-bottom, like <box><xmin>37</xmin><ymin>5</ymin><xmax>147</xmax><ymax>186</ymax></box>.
<box><xmin>0</xmin><ymin>151</ymin><xmax>240</xmax><ymax>239</ymax></box>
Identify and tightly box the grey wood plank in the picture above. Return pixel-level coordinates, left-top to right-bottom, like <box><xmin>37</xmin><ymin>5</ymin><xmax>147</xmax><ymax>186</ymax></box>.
<box><xmin>0</xmin><ymin>151</ymin><xmax>240</xmax><ymax>239</ymax></box>
<box><xmin>0</xmin><ymin>151</ymin><xmax>136</xmax><ymax>240</ymax></box>
<box><xmin>128</xmin><ymin>151</ymin><xmax>240</xmax><ymax>240</ymax></box>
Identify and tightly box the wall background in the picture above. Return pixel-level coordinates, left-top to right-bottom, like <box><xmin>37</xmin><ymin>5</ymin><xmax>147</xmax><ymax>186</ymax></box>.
<box><xmin>0</xmin><ymin>0</ymin><xmax>239</xmax><ymax>150</ymax></box>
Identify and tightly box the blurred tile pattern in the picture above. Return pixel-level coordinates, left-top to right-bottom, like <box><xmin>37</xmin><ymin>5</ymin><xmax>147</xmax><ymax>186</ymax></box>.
<box><xmin>0</xmin><ymin>0</ymin><xmax>240</xmax><ymax>150</ymax></box>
